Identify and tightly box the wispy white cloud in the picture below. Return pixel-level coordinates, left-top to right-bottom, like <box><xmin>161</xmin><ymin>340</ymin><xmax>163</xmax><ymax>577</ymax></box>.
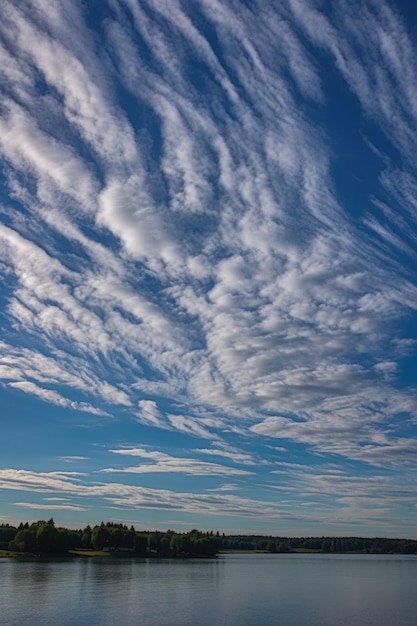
<box><xmin>167</xmin><ymin>414</ymin><xmax>216</xmax><ymax>440</ymax></box>
<box><xmin>8</xmin><ymin>381</ymin><xmax>107</xmax><ymax>416</ymax></box>
<box><xmin>0</xmin><ymin>339</ymin><xmax>129</xmax><ymax>412</ymax></box>
<box><xmin>14</xmin><ymin>502</ymin><xmax>86</xmax><ymax>512</ymax></box>
<box><xmin>0</xmin><ymin>468</ymin><xmax>291</xmax><ymax>520</ymax></box>
<box><xmin>136</xmin><ymin>400</ymin><xmax>167</xmax><ymax>429</ymax></box>
<box><xmin>195</xmin><ymin>444</ymin><xmax>266</xmax><ymax>466</ymax></box>
<box><xmin>251</xmin><ymin>397</ymin><xmax>417</xmax><ymax>469</ymax></box>
<box><xmin>1</xmin><ymin>465</ymin><xmax>414</xmax><ymax>533</ymax></box>
<box><xmin>104</xmin><ymin>448</ymin><xmax>252</xmax><ymax>476</ymax></box>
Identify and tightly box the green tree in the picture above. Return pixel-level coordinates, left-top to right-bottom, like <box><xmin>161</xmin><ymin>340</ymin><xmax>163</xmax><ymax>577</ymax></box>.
<box><xmin>36</xmin><ymin>523</ymin><xmax>58</xmax><ymax>553</ymax></box>
<box><xmin>133</xmin><ymin>534</ymin><xmax>148</xmax><ymax>555</ymax></box>
<box><xmin>82</xmin><ymin>526</ymin><xmax>92</xmax><ymax>549</ymax></box>
<box><xmin>0</xmin><ymin>525</ymin><xmax>16</xmax><ymax>548</ymax></box>
<box><xmin>91</xmin><ymin>526</ymin><xmax>110</xmax><ymax>550</ymax></box>
<box><xmin>169</xmin><ymin>534</ymin><xmax>181</xmax><ymax>556</ymax></box>
<box><xmin>14</xmin><ymin>528</ymin><xmax>36</xmax><ymax>552</ymax></box>
<box><xmin>267</xmin><ymin>540</ymin><xmax>277</xmax><ymax>553</ymax></box>
<box><xmin>147</xmin><ymin>532</ymin><xmax>161</xmax><ymax>553</ymax></box>
<box><xmin>109</xmin><ymin>527</ymin><xmax>123</xmax><ymax>549</ymax></box>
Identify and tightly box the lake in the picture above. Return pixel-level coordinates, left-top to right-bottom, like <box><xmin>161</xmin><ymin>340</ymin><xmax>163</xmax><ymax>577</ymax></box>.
<box><xmin>1</xmin><ymin>553</ymin><xmax>417</xmax><ymax>625</ymax></box>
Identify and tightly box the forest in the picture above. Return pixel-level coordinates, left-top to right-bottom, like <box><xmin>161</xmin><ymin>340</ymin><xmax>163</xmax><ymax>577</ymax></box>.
<box><xmin>1</xmin><ymin>521</ymin><xmax>417</xmax><ymax>557</ymax></box>
<box><xmin>0</xmin><ymin>520</ymin><xmax>218</xmax><ymax>557</ymax></box>
<box><xmin>220</xmin><ymin>534</ymin><xmax>417</xmax><ymax>554</ymax></box>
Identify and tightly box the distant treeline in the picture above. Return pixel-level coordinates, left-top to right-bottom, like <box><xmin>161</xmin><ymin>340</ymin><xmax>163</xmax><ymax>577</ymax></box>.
<box><xmin>1</xmin><ymin>521</ymin><xmax>417</xmax><ymax>556</ymax></box>
<box><xmin>221</xmin><ymin>535</ymin><xmax>417</xmax><ymax>554</ymax></box>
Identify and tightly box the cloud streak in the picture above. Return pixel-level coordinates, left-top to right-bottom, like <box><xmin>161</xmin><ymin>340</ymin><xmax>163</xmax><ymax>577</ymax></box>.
<box><xmin>104</xmin><ymin>448</ymin><xmax>253</xmax><ymax>476</ymax></box>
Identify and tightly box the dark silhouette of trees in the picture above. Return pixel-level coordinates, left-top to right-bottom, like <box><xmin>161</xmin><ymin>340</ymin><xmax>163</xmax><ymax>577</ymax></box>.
<box><xmin>133</xmin><ymin>533</ymin><xmax>148</xmax><ymax>555</ymax></box>
<box><xmin>36</xmin><ymin>523</ymin><xmax>58</xmax><ymax>553</ymax></box>
<box><xmin>14</xmin><ymin>528</ymin><xmax>37</xmax><ymax>552</ymax></box>
<box><xmin>91</xmin><ymin>526</ymin><xmax>110</xmax><ymax>550</ymax></box>
<box><xmin>217</xmin><ymin>534</ymin><xmax>417</xmax><ymax>555</ymax></box>
<box><xmin>0</xmin><ymin>525</ymin><xmax>17</xmax><ymax>548</ymax></box>
<box><xmin>3</xmin><ymin>520</ymin><xmax>417</xmax><ymax>557</ymax></box>
<box><xmin>82</xmin><ymin>525</ymin><xmax>92</xmax><ymax>549</ymax></box>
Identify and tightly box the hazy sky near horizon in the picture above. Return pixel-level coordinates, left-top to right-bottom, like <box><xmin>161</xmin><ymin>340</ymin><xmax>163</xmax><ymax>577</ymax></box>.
<box><xmin>1</xmin><ymin>0</ymin><xmax>417</xmax><ymax>536</ymax></box>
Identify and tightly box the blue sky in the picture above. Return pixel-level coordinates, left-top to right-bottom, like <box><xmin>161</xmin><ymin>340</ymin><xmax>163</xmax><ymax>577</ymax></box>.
<box><xmin>1</xmin><ymin>0</ymin><xmax>417</xmax><ymax>537</ymax></box>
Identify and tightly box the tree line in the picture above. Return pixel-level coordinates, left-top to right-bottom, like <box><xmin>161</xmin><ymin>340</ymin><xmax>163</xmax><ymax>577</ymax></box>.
<box><xmin>0</xmin><ymin>520</ymin><xmax>219</xmax><ymax>557</ymax></box>
<box><xmin>1</xmin><ymin>521</ymin><xmax>417</xmax><ymax>556</ymax></box>
<box><xmin>219</xmin><ymin>534</ymin><xmax>417</xmax><ymax>554</ymax></box>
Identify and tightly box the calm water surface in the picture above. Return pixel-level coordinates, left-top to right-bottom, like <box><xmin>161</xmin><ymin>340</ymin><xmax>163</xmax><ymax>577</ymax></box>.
<box><xmin>1</xmin><ymin>553</ymin><xmax>417</xmax><ymax>625</ymax></box>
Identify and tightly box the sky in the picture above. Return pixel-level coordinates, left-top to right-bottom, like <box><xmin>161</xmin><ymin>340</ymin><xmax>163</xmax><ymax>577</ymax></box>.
<box><xmin>1</xmin><ymin>0</ymin><xmax>417</xmax><ymax>538</ymax></box>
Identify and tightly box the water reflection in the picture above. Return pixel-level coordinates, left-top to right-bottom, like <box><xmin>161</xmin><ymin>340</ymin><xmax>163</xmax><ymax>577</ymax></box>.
<box><xmin>1</xmin><ymin>554</ymin><xmax>417</xmax><ymax>626</ymax></box>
